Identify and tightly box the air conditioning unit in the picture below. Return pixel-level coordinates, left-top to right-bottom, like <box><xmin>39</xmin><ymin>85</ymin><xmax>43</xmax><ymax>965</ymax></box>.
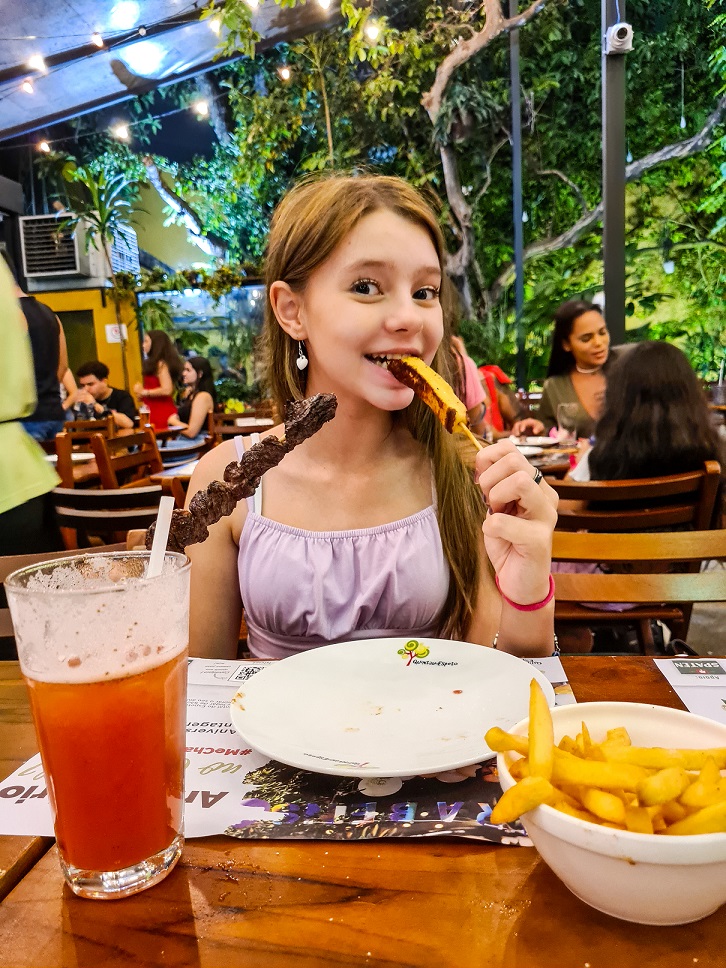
<box><xmin>19</xmin><ymin>214</ymin><xmax>91</xmax><ymax>278</ymax></box>
<box><xmin>19</xmin><ymin>215</ymin><xmax>140</xmax><ymax>281</ymax></box>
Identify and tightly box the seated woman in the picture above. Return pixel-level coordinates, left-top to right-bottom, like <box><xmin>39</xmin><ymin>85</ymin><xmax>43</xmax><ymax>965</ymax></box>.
<box><xmin>513</xmin><ymin>300</ymin><xmax>613</xmax><ymax>440</ymax></box>
<box><xmin>557</xmin><ymin>340</ymin><xmax>724</xmax><ymax>651</ymax></box>
<box><xmin>168</xmin><ymin>356</ymin><xmax>217</xmax><ymax>444</ymax></box>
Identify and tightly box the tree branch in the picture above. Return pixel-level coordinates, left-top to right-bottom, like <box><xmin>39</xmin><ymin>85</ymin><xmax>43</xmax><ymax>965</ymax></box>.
<box><xmin>536</xmin><ymin>168</ymin><xmax>588</xmax><ymax>215</ymax></box>
<box><xmin>421</xmin><ymin>0</ymin><xmax>548</xmax><ymax>122</ymax></box>
<box><xmin>142</xmin><ymin>156</ymin><xmax>226</xmax><ymax>259</ymax></box>
<box><xmin>486</xmin><ymin>91</ymin><xmax>726</xmax><ymax>306</ymax></box>
<box><xmin>195</xmin><ymin>76</ymin><xmax>232</xmax><ymax>148</ymax></box>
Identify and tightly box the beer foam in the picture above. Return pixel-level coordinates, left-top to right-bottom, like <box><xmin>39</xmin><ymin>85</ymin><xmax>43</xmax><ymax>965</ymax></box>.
<box><xmin>8</xmin><ymin>554</ymin><xmax>190</xmax><ymax>684</ymax></box>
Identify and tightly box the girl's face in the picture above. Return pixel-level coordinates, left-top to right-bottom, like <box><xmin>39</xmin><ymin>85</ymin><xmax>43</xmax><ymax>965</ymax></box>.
<box><xmin>142</xmin><ymin>333</ymin><xmax>151</xmax><ymax>355</ymax></box>
<box><xmin>563</xmin><ymin>311</ymin><xmax>610</xmax><ymax>370</ymax></box>
<box><xmin>294</xmin><ymin>209</ymin><xmax>444</xmax><ymax>412</ymax></box>
<box><xmin>182</xmin><ymin>361</ymin><xmax>197</xmax><ymax>385</ymax></box>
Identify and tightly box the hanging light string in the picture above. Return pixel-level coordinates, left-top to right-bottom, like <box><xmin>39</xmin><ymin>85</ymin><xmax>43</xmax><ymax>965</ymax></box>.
<box><xmin>680</xmin><ymin>60</ymin><xmax>686</xmax><ymax>130</ymax></box>
<box><xmin>0</xmin><ymin>0</ymin><xmax>219</xmax><ymax>93</ymax></box>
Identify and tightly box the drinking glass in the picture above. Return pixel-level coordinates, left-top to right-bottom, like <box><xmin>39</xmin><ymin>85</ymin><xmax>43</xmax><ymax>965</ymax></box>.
<box><xmin>6</xmin><ymin>551</ymin><xmax>190</xmax><ymax>900</ymax></box>
<box><xmin>556</xmin><ymin>402</ymin><xmax>579</xmax><ymax>446</ymax></box>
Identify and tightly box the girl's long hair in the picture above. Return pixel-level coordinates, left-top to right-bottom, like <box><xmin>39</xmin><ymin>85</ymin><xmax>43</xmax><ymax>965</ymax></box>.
<box><xmin>143</xmin><ymin>330</ymin><xmax>184</xmax><ymax>383</ymax></box>
<box><xmin>589</xmin><ymin>341</ymin><xmax>723</xmax><ymax>482</ymax></box>
<box><xmin>188</xmin><ymin>355</ymin><xmax>217</xmax><ymax>404</ymax></box>
<box><xmin>261</xmin><ymin>173</ymin><xmax>487</xmax><ymax>640</ymax></box>
<box><xmin>547</xmin><ymin>300</ymin><xmax>605</xmax><ymax>377</ymax></box>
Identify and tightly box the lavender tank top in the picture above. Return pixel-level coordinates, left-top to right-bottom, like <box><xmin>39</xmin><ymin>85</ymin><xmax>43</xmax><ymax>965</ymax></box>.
<box><xmin>235</xmin><ymin>435</ymin><xmax>450</xmax><ymax>659</ymax></box>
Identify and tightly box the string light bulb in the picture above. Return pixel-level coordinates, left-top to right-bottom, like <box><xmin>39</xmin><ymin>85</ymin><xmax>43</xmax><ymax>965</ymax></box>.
<box><xmin>38</xmin><ymin>141</ymin><xmax>51</xmax><ymax>153</ymax></box>
<box><xmin>193</xmin><ymin>100</ymin><xmax>209</xmax><ymax>117</ymax></box>
<box><xmin>21</xmin><ymin>79</ymin><xmax>34</xmax><ymax>94</ymax></box>
<box><xmin>245</xmin><ymin>0</ymin><xmax>259</xmax><ymax>7</ymax></box>
<box><xmin>364</xmin><ymin>22</ymin><xmax>380</xmax><ymax>41</ymax></box>
<box><xmin>278</xmin><ymin>66</ymin><xmax>291</xmax><ymax>81</ymax></box>
<box><xmin>317</xmin><ymin>0</ymin><xmax>331</xmax><ymax>8</ymax></box>
<box><xmin>91</xmin><ymin>32</ymin><xmax>104</xmax><ymax>48</ymax></box>
<box><xmin>209</xmin><ymin>17</ymin><xmax>221</xmax><ymax>35</ymax></box>
<box><xmin>111</xmin><ymin>123</ymin><xmax>130</xmax><ymax>140</ymax></box>
<box><xmin>27</xmin><ymin>54</ymin><xmax>47</xmax><ymax>72</ymax></box>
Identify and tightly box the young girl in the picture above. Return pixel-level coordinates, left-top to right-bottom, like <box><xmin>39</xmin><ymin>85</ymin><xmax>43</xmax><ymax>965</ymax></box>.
<box><xmin>186</xmin><ymin>175</ymin><xmax>558</xmax><ymax>660</ymax></box>
<box><xmin>134</xmin><ymin>330</ymin><xmax>183</xmax><ymax>430</ymax></box>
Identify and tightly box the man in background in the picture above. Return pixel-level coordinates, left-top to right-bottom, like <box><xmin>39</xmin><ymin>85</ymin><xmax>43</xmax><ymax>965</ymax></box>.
<box><xmin>1</xmin><ymin>252</ymin><xmax>67</xmax><ymax>441</ymax></box>
<box><xmin>74</xmin><ymin>360</ymin><xmax>137</xmax><ymax>429</ymax></box>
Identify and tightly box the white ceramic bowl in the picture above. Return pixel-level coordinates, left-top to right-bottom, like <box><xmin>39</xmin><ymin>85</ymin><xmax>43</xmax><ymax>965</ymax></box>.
<box><xmin>497</xmin><ymin>702</ymin><xmax>726</xmax><ymax>925</ymax></box>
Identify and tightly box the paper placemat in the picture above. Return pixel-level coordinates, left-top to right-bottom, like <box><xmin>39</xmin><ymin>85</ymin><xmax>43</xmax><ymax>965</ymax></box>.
<box><xmin>0</xmin><ymin>655</ymin><xmax>575</xmax><ymax>842</ymax></box>
<box><xmin>654</xmin><ymin>657</ymin><xmax>726</xmax><ymax>727</ymax></box>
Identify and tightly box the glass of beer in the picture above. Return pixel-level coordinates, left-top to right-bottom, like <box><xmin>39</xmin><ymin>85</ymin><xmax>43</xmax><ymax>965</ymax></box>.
<box><xmin>5</xmin><ymin>551</ymin><xmax>190</xmax><ymax>900</ymax></box>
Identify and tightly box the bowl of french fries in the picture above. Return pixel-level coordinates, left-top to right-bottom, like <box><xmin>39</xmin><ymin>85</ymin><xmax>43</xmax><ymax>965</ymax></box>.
<box><xmin>488</xmin><ymin>682</ymin><xmax>726</xmax><ymax>925</ymax></box>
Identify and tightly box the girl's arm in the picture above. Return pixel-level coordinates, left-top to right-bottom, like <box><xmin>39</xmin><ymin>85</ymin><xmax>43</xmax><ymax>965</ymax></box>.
<box><xmin>186</xmin><ymin>443</ymin><xmax>245</xmax><ymax>658</ymax></box>
<box><xmin>182</xmin><ymin>391</ymin><xmax>213</xmax><ymax>438</ymax></box>
<box><xmin>473</xmin><ymin>440</ymin><xmax>558</xmax><ymax>658</ymax></box>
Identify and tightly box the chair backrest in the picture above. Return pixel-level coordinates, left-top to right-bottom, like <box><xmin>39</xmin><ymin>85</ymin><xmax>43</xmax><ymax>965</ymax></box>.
<box><xmin>52</xmin><ymin>486</ymin><xmax>163</xmax><ymax>549</ymax></box>
<box><xmin>63</xmin><ymin>415</ymin><xmax>116</xmax><ymax>440</ymax></box>
<box><xmin>90</xmin><ymin>428</ymin><xmax>164</xmax><ymax>489</ymax></box>
<box><xmin>0</xmin><ymin>542</ymin><xmax>126</xmax><ymax>658</ymax></box>
<box><xmin>551</xmin><ymin>528</ymin><xmax>726</xmax><ymax>652</ymax></box>
<box><xmin>548</xmin><ymin>460</ymin><xmax>721</xmax><ymax>532</ymax></box>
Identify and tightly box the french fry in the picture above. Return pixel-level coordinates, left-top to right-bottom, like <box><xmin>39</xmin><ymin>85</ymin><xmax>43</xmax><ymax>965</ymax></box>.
<box><xmin>605</xmin><ymin>727</ymin><xmax>632</xmax><ymax>747</ymax></box>
<box><xmin>558</xmin><ymin>735</ymin><xmax>581</xmax><ymax>757</ymax></box>
<box><xmin>602</xmin><ymin>746</ymin><xmax>726</xmax><ymax>771</ymax></box>
<box><xmin>529</xmin><ymin>680</ymin><xmax>554</xmax><ymax>780</ymax></box>
<box><xmin>661</xmin><ymin>799</ymin><xmax>688</xmax><ymax>825</ymax></box>
<box><xmin>679</xmin><ymin>758</ymin><xmax>726</xmax><ymax>809</ymax></box>
<box><xmin>579</xmin><ymin>788</ymin><xmax>627</xmax><ymax>825</ymax></box>
<box><xmin>664</xmin><ymin>800</ymin><xmax>726</xmax><ymax>836</ymax></box>
<box><xmin>637</xmin><ymin>768</ymin><xmax>692</xmax><ymax>807</ymax></box>
<box><xmin>551</xmin><ymin>800</ymin><xmax>602</xmax><ymax>825</ymax></box>
<box><xmin>624</xmin><ymin>806</ymin><xmax>654</xmax><ymax>835</ymax></box>
<box><xmin>551</xmin><ymin>750</ymin><xmax>649</xmax><ymax>792</ymax></box>
<box><xmin>490</xmin><ymin>775</ymin><xmax>556</xmax><ymax>825</ymax></box>
<box><xmin>509</xmin><ymin>757</ymin><xmax>530</xmax><ymax>780</ymax></box>
<box><xmin>485</xmin><ymin>727</ymin><xmax>529</xmax><ymax>756</ymax></box>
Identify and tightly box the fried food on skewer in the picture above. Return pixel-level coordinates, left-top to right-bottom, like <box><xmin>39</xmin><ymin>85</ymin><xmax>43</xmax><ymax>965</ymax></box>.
<box><xmin>386</xmin><ymin>356</ymin><xmax>483</xmax><ymax>451</ymax></box>
<box><xmin>146</xmin><ymin>393</ymin><xmax>337</xmax><ymax>553</ymax></box>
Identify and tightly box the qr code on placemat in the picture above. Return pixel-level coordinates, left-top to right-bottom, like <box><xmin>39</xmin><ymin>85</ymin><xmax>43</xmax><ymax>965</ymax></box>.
<box><xmin>230</xmin><ymin>663</ymin><xmax>266</xmax><ymax>683</ymax></box>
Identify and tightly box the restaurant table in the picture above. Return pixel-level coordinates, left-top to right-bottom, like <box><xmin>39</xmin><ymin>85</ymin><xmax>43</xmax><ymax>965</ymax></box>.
<box><xmin>155</xmin><ymin>424</ymin><xmax>188</xmax><ymax>444</ymax></box>
<box><xmin>1</xmin><ymin>654</ymin><xmax>724</xmax><ymax>967</ymax></box>
<box><xmin>150</xmin><ymin>459</ymin><xmax>199</xmax><ymax>486</ymax></box>
<box><xmin>215</xmin><ymin>416</ymin><xmax>276</xmax><ymax>436</ymax></box>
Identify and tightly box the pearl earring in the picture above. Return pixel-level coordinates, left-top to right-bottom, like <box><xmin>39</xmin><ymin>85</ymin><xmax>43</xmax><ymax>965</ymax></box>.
<box><xmin>296</xmin><ymin>340</ymin><xmax>308</xmax><ymax>371</ymax></box>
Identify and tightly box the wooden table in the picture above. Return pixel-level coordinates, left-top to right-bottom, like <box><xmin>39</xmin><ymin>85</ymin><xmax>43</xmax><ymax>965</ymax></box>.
<box><xmin>150</xmin><ymin>460</ymin><xmax>199</xmax><ymax>485</ymax></box>
<box><xmin>0</xmin><ymin>656</ymin><xmax>724</xmax><ymax>967</ymax></box>
<box><xmin>215</xmin><ymin>417</ymin><xmax>275</xmax><ymax>436</ymax></box>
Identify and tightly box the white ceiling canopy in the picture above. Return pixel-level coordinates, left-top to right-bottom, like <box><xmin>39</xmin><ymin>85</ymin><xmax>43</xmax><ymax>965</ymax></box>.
<box><xmin>0</xmin><ymin>0</ymin><xmax>335</xmax><ymax>142</ymax></box>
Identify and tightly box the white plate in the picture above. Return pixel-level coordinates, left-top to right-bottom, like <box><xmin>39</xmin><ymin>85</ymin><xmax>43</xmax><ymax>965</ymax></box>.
<box><xmin>513</xmin><ymin>446</ymin><xmax>543</xmax><ymax>457</ymax></box>
<box><xmin>45</xmin><ymin>452</ymin><xmax>94</xmax><ymax>463</ymax></box>
<box><xmin>229</xmin><ymin>638</ymin><xmax>554</xmax><ymax>777</ymax></box>
<box><xmin>510</xmin><ymin>436</ymin><xmax>557</xmax><ymax>448</ymax></box>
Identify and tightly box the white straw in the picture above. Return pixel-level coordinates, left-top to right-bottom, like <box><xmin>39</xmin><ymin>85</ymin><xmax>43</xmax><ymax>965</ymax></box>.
<box><xmin>147</xmin><ymin>496</ymin><xmax>175</xmax><ymax>578</ymax></box>
<box><xmin>719</xmin><ymin>359</ymin><xmax>724</xmax><ymax>386</ymax></box>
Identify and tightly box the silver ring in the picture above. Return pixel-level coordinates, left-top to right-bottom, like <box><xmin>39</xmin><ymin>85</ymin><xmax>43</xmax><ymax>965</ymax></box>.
<box><xmin>532</xmin><ymin>467</ymin><xmax>544</xmax><ymax>486</ymax></box>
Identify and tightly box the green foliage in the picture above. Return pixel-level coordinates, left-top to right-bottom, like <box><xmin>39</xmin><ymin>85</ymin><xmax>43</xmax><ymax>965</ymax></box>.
<box><xmin>114</xmin><ymin>263</ymin><xmax>261</xmax><ymax>301</ymax></box>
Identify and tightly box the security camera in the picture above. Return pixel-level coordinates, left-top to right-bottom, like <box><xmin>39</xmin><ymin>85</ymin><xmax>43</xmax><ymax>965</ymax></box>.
<box><xmin>605</xmin><ymin>22</ymin><xmax>633</xmax><ymax>55</ymax></box>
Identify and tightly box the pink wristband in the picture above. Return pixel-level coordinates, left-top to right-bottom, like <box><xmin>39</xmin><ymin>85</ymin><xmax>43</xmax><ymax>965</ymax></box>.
<box><xmin>495</xmin><ymin>574</ymin><xmax>555</xmax><ymax>612</ymax></box>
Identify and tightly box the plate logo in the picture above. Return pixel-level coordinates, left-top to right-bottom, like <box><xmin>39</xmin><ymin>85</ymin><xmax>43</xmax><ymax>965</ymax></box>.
<box><xmin>398</xmin><ymin>639</ymin><xmax>430</xmax><ymax>665</ymax></box>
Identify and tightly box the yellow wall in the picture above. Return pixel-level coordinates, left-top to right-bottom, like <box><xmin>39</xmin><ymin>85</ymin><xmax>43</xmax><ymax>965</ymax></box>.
<box><xmin>38</xmin><ymin>289</ymin><xmax>142</xmax><ymax>392</ymax></box>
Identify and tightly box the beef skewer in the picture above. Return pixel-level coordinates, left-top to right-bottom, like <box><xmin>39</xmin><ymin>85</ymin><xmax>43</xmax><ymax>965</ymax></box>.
<box><xmin>146</xmin><ymin>393</ymin><xmax>338</xmax><ymax>553</ymax></box>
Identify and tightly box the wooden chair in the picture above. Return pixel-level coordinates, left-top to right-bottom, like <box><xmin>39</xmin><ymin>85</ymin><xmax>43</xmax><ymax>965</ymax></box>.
<box><xmin>62</xmin><ymin>415</ymin><xmax>116</xmax><ymax>440</ymax></box>
<box><xmin>159</xmin><ymin>436</ymin><xmax>212</xmax><ymax>468</ymax></box>
<box><xmin>90</xmin><ymin>428</ymin><xmax>164</xmax><ymax>489</ymax></box>
<box><xmin>0</xmin><ymin>542</ymin><xmax>126</xmax><ymax>659</ymax></box>
<box><xmin>547</xmin><ymin>460</ymin><xmax>722</xmax><ymax>532</ymax></box>
<box><xmin>552</xmin><ymin>529</ymin><xmax>726</xmax><ymax>654</ymax></box>
<box><xmin>51</xmin><ymin>487</ymin><xmax>164</xmax><ymax>550</ymax></box>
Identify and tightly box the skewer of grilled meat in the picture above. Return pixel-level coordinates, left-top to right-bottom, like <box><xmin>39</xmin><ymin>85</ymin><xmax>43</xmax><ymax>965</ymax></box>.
<box><xmin>146</xmin><ymin>393</ymin><xmax>338</xmax><ymax>553</ymax></box>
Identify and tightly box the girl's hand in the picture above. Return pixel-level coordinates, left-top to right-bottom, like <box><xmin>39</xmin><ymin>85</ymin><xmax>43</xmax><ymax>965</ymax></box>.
<box><xmin>475</xmin><ymin>440</ymin><xmax>558</xmax><ymax>606</ymax></box>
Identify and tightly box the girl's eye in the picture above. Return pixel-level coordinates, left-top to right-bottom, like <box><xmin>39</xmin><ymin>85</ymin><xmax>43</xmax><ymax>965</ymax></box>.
<box><xmin>352</xmin><ymin>279</ymin><xmax>381</xmax><ymax>296</ymax></box>
<box><xmin>414</xmin><ymin>286</ymin><xmax>440</xmax><ymax>301</ymax></box>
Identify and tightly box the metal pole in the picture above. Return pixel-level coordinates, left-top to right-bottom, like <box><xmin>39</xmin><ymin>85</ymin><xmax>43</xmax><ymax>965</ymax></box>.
<box><xmin>510</xmin><ymin>0</ymin><xmax>525</xmax><ymax>388</ymax></box>
<box><xmin>602</xmin><ymin>0</ymin><xmax>627</xmax><ymax>345</ymax></box>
